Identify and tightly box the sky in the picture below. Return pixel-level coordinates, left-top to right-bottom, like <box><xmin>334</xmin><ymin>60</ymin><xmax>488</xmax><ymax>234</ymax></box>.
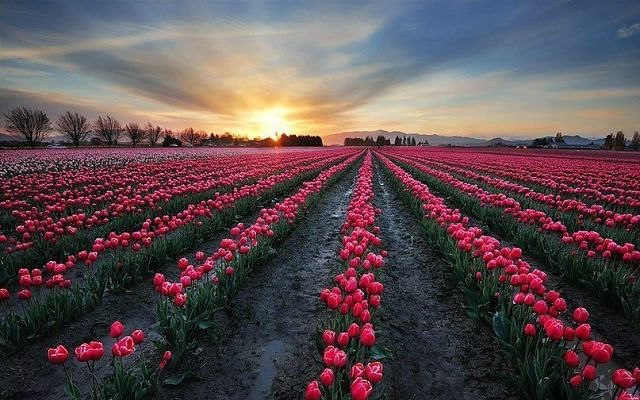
<box><xmin>1</xmin><ymin>0</ymin><xmax>639</xmax><ymax>139</ymax></box>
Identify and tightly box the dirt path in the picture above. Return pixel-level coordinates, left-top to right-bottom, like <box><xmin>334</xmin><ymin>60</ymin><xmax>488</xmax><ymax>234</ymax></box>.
<box><xmin>372</xmin><ymin>160</ymin><xmax>517</xmax><ymax>400</ymax></box>
<box><xmin>0</xmin><ymin>199</ymin><xmax>283</xmax><ymax>400</ymax></box>
<box><xmin>157</xmin><ymin>166</ymin><xmax>357</xmax><ymax>400</ymax></box>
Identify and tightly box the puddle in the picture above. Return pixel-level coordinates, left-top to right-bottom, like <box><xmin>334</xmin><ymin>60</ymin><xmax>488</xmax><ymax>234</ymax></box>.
<box><xmin>246</xmin><ymin>339</ymin><xmax>286</xmax><ymax>400</ymax></box>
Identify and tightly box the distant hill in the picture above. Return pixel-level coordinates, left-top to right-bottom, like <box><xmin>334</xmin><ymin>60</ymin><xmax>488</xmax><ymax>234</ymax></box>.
<box><xmin>550</xmin><ymin>135</ymin><xmax>604</xmax><ymax>146</ymax></box>
<box><xmin>325</xmin><ymin>129</ymin><xmax>605</xmax><ymax>147</ymax></box>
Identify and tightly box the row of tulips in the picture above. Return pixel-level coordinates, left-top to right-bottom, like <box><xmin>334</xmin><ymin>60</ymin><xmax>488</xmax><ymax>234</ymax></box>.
<box><xmin>0</xmin><ymin>152</ymin><xmax>355</xmax><ymax>349</ymax></box>
<box><xmin>385</xmin><ymin>152</ymin><xmax>640</xmax><ymax>327</ymax></box>
<box><xmin>152</xmin><ymin>153</ymin><xmax>361</xmax><ymax>366</ymax></box>
<box><xmin>0</xmin><ymin>149</ymin><xmax>319</xmax><ymax>220</ymax></box>
<box><xmin>388</xmin><ymin>148</ymin><xmax>640</xmax><ymax>209</ymax></box>
<box><xmin>377</xmin><ymin>152</ymin><xmax>639</xmax><ymax>400</ymax></box>
<box><xmin>396</xmin><ymin>151</ymin><xmax>639</xmax><ymax>234</ymax></box>
<box><xmin>0</xmin><ymin>151</ymin><xmax>322</xmax><ymax>249</ymax></box>
<box><xmin>387</xmin><ymin>152</ymin><xmax>640</xmax><ymax>265</ymax></box>
<box><xmin>1</xmin><ymin>150</ymin><xmax>348</xmax><ymax>298</ymax></box>
<box><xmin>0</xmin><ymin>151</ymin><xmax>339</xmax><ymax>285</ymax></box>
<box><xmin>46</xmin><ymin>320</ymin><xmax>171</xmax><ymax>399</ymax></box>
<box><xmin>0</xmin><ymin>147</ymin><xmax>239</xmax><ymax>177</ymax></box>
<box><xmin>306</xmin><ymin>152</ymin><xmax>387</xmax><ymax>400</ymax></box>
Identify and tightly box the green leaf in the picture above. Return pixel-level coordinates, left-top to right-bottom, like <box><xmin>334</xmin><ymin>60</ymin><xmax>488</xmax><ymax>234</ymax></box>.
<box><xmin>369</xmin><ymin>344</ymin><xmax>392</xmax><ymax>361</ymax></box>
<box><xmin>163</xmin><ymin>371</ymin><xmax>199</xmax><ymax>386</ymax></box>
<box><xmin>197</xmin><ymin>320</ymin><xmax>216</xmax><ymax>330</ymax></box>
<box><xmin>492</xmin><ymin>312</ymin><xmax>510</xmax><ymax>343</ymax></box>
<box><xmin>64</xmin><ymin>381</ymin><xmax>81</xmax><ymax>400</ymax></box>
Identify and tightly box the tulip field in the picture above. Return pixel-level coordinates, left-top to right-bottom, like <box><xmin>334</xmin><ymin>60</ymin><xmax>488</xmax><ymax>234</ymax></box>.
<box><xmin>0</xmin><ymin>147</ymin><xmax>638</xmax><ymax>400</ymax></box>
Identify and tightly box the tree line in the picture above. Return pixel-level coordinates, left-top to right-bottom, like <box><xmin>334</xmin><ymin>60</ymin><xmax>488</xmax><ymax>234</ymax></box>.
<box><xmin>530</xmin><ymin>131</ymin><xmax>640</xmax><ymax>151</ymax></box>
<box><xmin>344</xmin><ymin>135</ymin><xmax>427</xmax><ymax>147</ymax></box>
<box><xmin>2</xmin><ymin>106</ymin><xmax>322</xmax><ymax>148</ymax></box>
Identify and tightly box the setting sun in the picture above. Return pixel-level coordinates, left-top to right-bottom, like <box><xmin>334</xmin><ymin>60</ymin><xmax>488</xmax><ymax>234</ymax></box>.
<box><xmin>251</xmin><ymin>108</ymin><xmax>292</xmax><ymax>139</ymax></box>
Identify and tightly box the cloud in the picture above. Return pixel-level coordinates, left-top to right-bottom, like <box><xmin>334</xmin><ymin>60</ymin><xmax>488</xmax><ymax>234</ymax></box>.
<box><xmin>617</xmin><ymin>22</ymin><xmax>640</xmax><ymax>38</ymax></box>
<box><xmin>1</xmin><ymin>1</ymin><xmax>639</xmax><ymax>137</ymax></box>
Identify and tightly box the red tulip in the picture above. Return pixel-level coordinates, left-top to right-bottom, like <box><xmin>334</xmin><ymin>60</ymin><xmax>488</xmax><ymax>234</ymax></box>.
<box><xmin>337</xmin><ymin>332</ymin><xmax>350</xmax><ymax>347</ymax></box>
<box><xmin>583</xmin><ymin>341</ymin><xmax>613</xmax><ymax>364</ymax></box>
<box><xmin>47</xmin><ymin>345</ymin><xmax>69</xmax><ymax>364</ymax></box>
<box><xmin>110</xmin><ymin>320</ymin><xmax>125</xmax><ymax>338</ymax></box>
<box><xmin>17</xmin><ymin>289</ymin><xmax>32</xmax><ymax>300</ymax></box>
<box><xmin>575</xmin><ymin>324</ymin><xmax>591</xmax><ymax>341</ymax></box>
<box><xmin>112</xmin><ymin>336</ymin><xmax>136</xmax><ymax>357</ymax></box>
<box><xmin>350</xmin><ymin>362</ymin><xmax>365</xmax><ymax>379</ymax></box>
<box><xmin>564</xmin><ymin>350</ymin><xmax>580</xmax><ymax>368</ymax></box>
<box><xmin>131</xmin><ymin>329</ymin><xmax>145</xmax><ymax>344</ymax></box>
<box><xmin>360</xmin><ymin>328</ymin><xmax>376</xmax><ymax>347</ymax></box>
<box><xmin>323</xmin><ymin>346</ymin><xmax>337</xmax><ymax>367</ymax></box>
<box><xmin>322</xmin><ymin>330</ymin><xmax>335</xmax><ymax>346</ymax></box>
<box><xmin>0</xmin><ymin>288</ymin><xmax>10</xmax><ymax>300</ymax></box>
<box><xmin>19</xmin><ymin>274</ymin><xmax>31</xmax><ymax>288</ymax></box>
<box><xmin>351</xmin><ymin>377</ymin><xmax>373</xmax><ymax>400</ymax></box>
<box><xmin>364</xmin><ymin>362</ymin><xmax>383</xmax><ymax>383</ymax></box>
<box><xmin>633</xmin><ymin>367</ymin><xmax>640</xmax><ymax>384</ymax></box>
<box><xmin>304</xmin><ymin>380</ymin><xmax>322</xmax><ymax>400</ymax></box>
<box><xmin>563</xmin><ymin>327</ymin><xmax>576</xmax><ymax>341</ymax></box>
<box><xmin>333</xmin><ymin>349</ymin><xmax>347</xmax><ymax>368</ymax></box>
<box><xmin>163</xmin><ymin>350</ymin><xmax>172</xmax><ymax>361</ymax></box>
<box><xmin>582</xmin><ymin>365</ymin><xmax>597</xmax><ymax>381</ymax></box>
<box><xmin>523</xmin><ymin>323</ymin><xmax>536</xmax><ymax>337</ymax></box>
<box><xmin>153</xmin><ymin>273</ymin><xmax>164</xmax><ymax>286</ymax></box>
<box><xmin>543</xmin><ymin>319</ymin><xmax>563</xmax><ymax>341</ymax></box>
<box><xmin>75</xmin><ymin>341</ymin><xmax>104</xmax><ymax>362</ymax></box>
<box><xmin>533</xmin><ymin>300</ymin><xmax>548</xmax><ymax>315</ymax></box>
<box><xmin>569</xmin><ymin>374</ymin><xmax>582</xmax><ymax>389</ymax></box>
<box><xmin>348</xmin><ymin>323</ymin><xmax>360</xmax><ymax>338</ymax></box>
<box><xmin>573</xmin><ymin>307</ymin><xmax>589</xmax><ymax>323</ymax></box>
<box><xmin>174</xmin><ymin>293</ymin><xmax>187</xmax><ymax>307</ymax></box>
<box><xmin>612</xmin><ymin>369</ymin><xmax>636</xmax><ymax>389</ymax></box>
<box><xmin>320</xmin><ymin>368</ymin><xmax>334</xmax><ymax>386</ymax></box>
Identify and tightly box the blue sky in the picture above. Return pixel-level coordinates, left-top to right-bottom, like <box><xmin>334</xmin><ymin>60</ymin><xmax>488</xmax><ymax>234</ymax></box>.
<box><xmin>1</xmin><ymin>0</ymin><xmax>639</xmax><ymax>138</ymax></box>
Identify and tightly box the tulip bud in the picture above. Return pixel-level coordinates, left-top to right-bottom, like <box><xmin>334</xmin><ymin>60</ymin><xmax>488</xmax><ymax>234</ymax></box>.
<box><xmin>110</xmin><ymin>320</ymin><xmax>125</xmax><ymax>338</ymax></box>
<box><xmin>319</xmin><ymin>368</ymin><xmax>334</xmax><ymax>386</ymax></box>
<box><xmin>304</xmin><ymin>381</ymin><xmax>322</xmax><ymax>400</ymax></box>
<box><xmin>322</xmin><ymin>330</ymin><xmax>335</xmax><ymax>346</ymax></box>
<box><xmin>523</xmin><ymin>323</ymin><xmax>537</xmax><ymax>337</ymax></box>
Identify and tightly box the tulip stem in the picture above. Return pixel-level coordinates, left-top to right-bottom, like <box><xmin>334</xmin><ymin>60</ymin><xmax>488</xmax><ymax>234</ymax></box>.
<box><xmin>87</xmin><ymin>361</ymin><xmax>99</xmax><ymax>398</ymax></box>
<box><xmin>62</xmin><ymin>363</ymin><xmax>73</xmax><ymax>386</ymax></box>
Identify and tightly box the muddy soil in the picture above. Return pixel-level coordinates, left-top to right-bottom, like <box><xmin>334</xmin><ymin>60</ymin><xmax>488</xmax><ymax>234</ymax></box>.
<box><xmin>157</xmin><ymin>165</ymin><xmax>358</xmax><ymax>400</ymax></box>
<box><xmin>372</xmin><ymin>160</ymin><xmax>517</xmax><ymax>400</ymax></box>
<box><xmin>0</xmin><ymin>195</ymin><xmax>287</xmax><ymax>400</ymax></box>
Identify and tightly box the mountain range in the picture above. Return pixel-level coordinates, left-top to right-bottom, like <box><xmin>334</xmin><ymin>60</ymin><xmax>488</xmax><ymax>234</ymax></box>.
<box><xmin>323</xmin><ymin>130</ymin><xmax>605</xmax><ymax>147</ymax></box>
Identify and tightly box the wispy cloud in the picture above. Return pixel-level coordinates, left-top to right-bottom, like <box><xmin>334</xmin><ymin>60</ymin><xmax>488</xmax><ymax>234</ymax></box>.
<box><xmin>617</xmin><ymin>22</ymin><xmax>640</xmax><ymax>38</ymax></box>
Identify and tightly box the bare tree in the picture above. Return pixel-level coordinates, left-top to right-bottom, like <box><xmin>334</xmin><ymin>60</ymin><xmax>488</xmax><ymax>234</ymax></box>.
<box><xmin>56</xmin><ymin>111</ymin><xmax>91</xmax><ymax>148</ymax></box>
<box><xmin>180</xmin><ymin>127</ymin><xmax>205</xmax><ymax>146</ymax></box>
<box><xmin>94</xmin><ymin>115</ymin><xmax>122</xmax><ymax>146</ymax></box>
<box><xmin>145</xmin><ymin>122</ymin><xmax>162</xmax><ymax>147</ymax></box>
<box><xmin>125</xmin><ymin>122</ymin><xmax>145</xmax><ymax>147</ymax></box>
<box><xmin>3</xmin><ymin>107</ymin><xmax>52</xmax><ymax>149</ymax></box>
